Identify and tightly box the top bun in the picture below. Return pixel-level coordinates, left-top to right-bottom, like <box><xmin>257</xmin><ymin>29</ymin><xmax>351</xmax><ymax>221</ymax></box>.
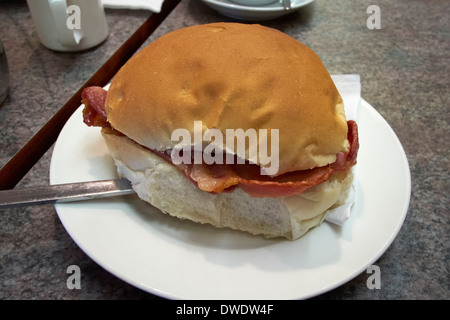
<box><xmin>105</xmin><ymin>23</ymin><xmax>349</xmax><ymax>176</ymax></box>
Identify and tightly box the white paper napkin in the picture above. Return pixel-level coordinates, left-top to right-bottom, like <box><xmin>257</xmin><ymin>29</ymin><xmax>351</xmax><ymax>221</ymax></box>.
<box><xmin>331</xmin><ymin>74</ymin><xmax>361</xmax><ymax>122</ymax></box>
<box><xmin>324</xmin><ymin>74</ymin><xmax>361</xmax><ymax>226</ymax></box>
<box><xmin>101</xmin><ymin>0</ymin><xmax>164</xmax><ymax>13</ymax></box>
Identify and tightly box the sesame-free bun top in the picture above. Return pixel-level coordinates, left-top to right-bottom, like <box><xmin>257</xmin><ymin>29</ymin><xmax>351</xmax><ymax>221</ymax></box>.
<box><xmin>105</xmin><ymin>22</ymin><xmax>349</xmax><ymax>176</ymax></box>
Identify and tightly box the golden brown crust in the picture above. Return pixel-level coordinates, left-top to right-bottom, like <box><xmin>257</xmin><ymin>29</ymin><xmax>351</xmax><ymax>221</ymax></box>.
<box><xmin>105</xmin><ymin>22</ymin><xmax>348</xmax><ymax>175</ymax></box>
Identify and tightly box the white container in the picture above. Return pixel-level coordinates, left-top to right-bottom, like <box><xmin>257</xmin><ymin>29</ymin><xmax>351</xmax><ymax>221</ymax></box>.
<box><xmin>26</xmin><ymin>0</ymin><xmax>109</xmax><ymax>52</ymax></box>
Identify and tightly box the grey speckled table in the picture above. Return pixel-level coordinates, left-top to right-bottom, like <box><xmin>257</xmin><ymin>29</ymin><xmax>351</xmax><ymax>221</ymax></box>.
<box><xmin>0</xmin><ymin>0</ymin><xmax>448</xmax><ymax>300</ymax></box>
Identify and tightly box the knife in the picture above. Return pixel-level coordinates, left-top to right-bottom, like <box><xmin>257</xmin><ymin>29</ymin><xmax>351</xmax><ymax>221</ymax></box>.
<box><xmin>0</xmin><ymin>178</ymin><xmax>135</xmax><ymax>209</ymax></box>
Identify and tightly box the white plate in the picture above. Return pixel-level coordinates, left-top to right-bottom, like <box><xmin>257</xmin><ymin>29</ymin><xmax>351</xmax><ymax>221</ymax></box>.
<box><xmin>50</xmin><ymin>99</ymin><xmax>411</xmax><ymax>300</ymax></box>
<box><xmin>200</xmin><ymin>0</ymin><xmax>314</xmax><ymax>21</ymax></box>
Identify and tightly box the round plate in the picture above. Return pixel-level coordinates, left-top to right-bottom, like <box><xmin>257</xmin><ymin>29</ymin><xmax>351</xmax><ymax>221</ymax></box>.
<box><xmin>50</xmin><ymin>99</ymin><xmax>411</xmax><ymax>299</ymax></box>
<box><xmin>200</xmin><ymin>0</ymin><xmax>314</xmax><ymax>21</ymax></box>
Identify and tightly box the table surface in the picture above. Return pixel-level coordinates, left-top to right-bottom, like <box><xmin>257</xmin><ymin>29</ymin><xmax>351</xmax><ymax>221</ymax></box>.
<box><xmin>0</xmin><ymin>0</ymin><xmax>448</xmax><ymax>300</ymax></box>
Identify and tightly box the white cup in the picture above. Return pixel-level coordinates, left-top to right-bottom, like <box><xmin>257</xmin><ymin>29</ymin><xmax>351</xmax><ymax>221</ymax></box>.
<box><xmin>26</xmin><ymin>0</ymin><xmax>109</xmax><ymax>52</ymax></box>
<box><xmin>230</xmin><ymin>0</ymin><xmax>278</xmax><ymax>6</ymax></box>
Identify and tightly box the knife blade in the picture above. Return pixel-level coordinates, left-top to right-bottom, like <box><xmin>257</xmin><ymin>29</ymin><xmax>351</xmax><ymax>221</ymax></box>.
<box><xmin>0</xmin><ymin>178</ymin><xmax>135</xmax><ymax>209</ymax></box>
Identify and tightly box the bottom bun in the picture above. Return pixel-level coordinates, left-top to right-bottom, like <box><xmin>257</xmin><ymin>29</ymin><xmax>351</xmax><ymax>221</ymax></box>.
<box><xmin>101</xmin><ymin>128</ymin><xmax>354</xmax><ymax>240</ymax></box>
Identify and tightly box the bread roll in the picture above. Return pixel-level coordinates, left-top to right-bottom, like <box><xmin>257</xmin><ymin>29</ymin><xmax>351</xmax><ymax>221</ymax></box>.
<box><xmin>104</xmin><ymin>22</ymin><xmax>349</xmax><ymax>176</ymax></box>
<box><xmin>94</xmin><ymin>23</ymin><xmax>357</xmax><ymax>240</ymax></box>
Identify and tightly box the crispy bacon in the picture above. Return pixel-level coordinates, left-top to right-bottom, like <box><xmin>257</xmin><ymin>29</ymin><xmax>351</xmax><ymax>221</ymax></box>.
<box><xmin>236</xmin><ymin>120</ymin><xmax>358</xmax><ymax>197</ymax></box>
<box><xmin>82</xmin><ymin>86</ymin><xmax>110</xmax><ymax>127</ymax></box>
<box><xmin>151</xmin><ymin>121</ymin><xmax>358</xmax><ymax>198</ymax></box>
<box><xmin>235</xmin><ymin>165</ymin><xmax>334</xmax><ymax>198</ymax></box>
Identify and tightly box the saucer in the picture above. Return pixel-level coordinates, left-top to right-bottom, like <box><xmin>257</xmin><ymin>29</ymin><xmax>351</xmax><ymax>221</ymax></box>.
<box><xmin>200</xmin><ymin>0</ymin><xmax>314</xmax><ymax>21</ymax></box>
